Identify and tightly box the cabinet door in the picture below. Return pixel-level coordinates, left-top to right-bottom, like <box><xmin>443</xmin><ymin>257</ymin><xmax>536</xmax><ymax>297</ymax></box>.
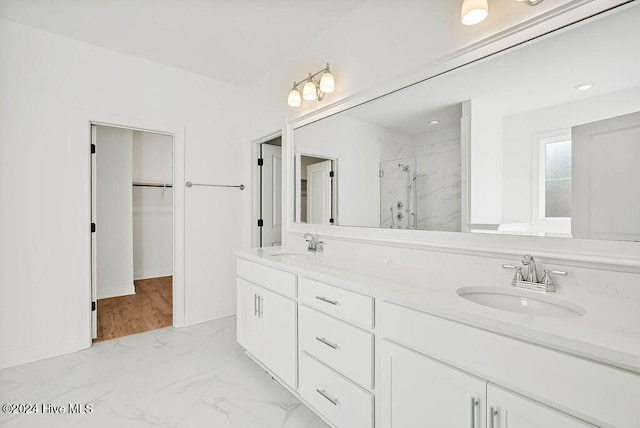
<box><xmin>487</xmin><ymin>385</ymin><xmax>594</xmax><ymax>428</ymax></box>
<box><xmin>237</xmin><ymin>278</ymin><xmax>261</xmax><ymax>358</ymax></box>
<box><xmin>259</xmin><ymin>286</ymin><xmax>297</xmax><ymax>387</ymax></box>
<box><xmin>380</xmin><ymin>340</ymin><xmax>487</xmax><ymax>428</ymax></box>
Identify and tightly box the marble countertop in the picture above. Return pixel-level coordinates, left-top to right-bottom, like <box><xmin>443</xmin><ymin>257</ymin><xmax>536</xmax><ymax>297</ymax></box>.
<box><xmin>235</xmin><ymin>246</ymin><xmax>640</xmax><ymax>375</ymax></box>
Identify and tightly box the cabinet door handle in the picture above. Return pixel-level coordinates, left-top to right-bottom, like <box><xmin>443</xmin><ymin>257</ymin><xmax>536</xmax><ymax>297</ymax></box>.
<box><xmin>489</xmin><ymin>405</ymin><xmax>498</xmax><ymax>428</ymax></box>
<box><xmin>254</xmin><ymin>294</ymin><xmax>258</xmax><ymax>317</ymax></box>
<box><xmin>315</xmin><ymin>296</ymin><xmax>338</xmax><ymax>305</ymax></box>
<box><xmin>258</xmin><ymin>295</ymin><xmax>263</xmax><ymax>318</ymax></box>
<box><xmin>316</xmin><ymin>389</ymin><xmax>338</xmax><ymax>406</ymax></box>
<box><xmin>315</xmin><ymin>337</ymin><xmax>338</xmax><ymax>349</ymax></box>
<box><xmin>470</xmin><ymin>396</ymin><xmax>478</xmax><ymax>428</ymax></box>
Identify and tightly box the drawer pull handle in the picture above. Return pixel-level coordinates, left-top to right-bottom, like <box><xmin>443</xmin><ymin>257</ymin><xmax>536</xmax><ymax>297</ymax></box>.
<box><xmin>316</xmin><ymin>389</ymin><xmax>338</xmax><ymax>406</ymax></box>
<box><xmin>470</xmin><ymin>396</ymin><xmax>478</xmax><ymax>428</ymax></box>
<box><xmin>315</xmin><ymin>296</ymin><xmax>338</xmax><ymax>305</ymax></box>
<box><xmin>254</xmin><ymin>294</ymin><xmax>258</xmax><ymax>317</ymax></box>
<box><xmin>315</xmin><ymin>337</ymin><xmax>338</xmax><ymax>349</ymax></box>
<box><xmin>489</xmin><ymin>405</ymin><xmax>498</xmax><ymax>428</ymax></box>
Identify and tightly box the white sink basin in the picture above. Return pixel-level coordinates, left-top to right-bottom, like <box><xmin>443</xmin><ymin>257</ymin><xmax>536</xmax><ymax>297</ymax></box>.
<box><xmin>456</xmin><ymin>286</ymin><xmax>587</xmax><ymax>318</ymax></box>
<box><xmin>269</xmin><ymin>252</ymin><xmax>314</xmax><ymax>261</ymax></box>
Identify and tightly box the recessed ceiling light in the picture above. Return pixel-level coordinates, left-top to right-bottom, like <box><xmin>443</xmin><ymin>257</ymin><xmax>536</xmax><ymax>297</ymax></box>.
<box><xmin>575</xmin><ymin>83</ymin><xmax>593</xmax><ymax>91</ymax></box>
<box><xmin>429</xmin><ymin>120</ymin><xmax>440</xmax><ymax>125</ymax></box>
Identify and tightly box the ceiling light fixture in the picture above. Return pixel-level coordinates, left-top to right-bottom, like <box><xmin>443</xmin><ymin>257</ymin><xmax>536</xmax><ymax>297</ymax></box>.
<box><xmin>287</xmin><ymin>63</ymin><xmax>335</xmax><ymax>107</ymax></box>
<box><xmin>575</xmin><ymin>83</ymin><xmax>593</xmax><ymax>91</ymax></box>
<box><xmin>429</xmin><ymin>120</ymin><xmax>440</xmax><ymax>125</ymax></box>
<box><xmin>461</xmin><ymin>0</ymin><xmax>543</xmax><ymax>26</ymax></box>
<box><xmin>461</xmin><ymin>0</ymin><xmax>488</xmax><ymax>25</ymax></box>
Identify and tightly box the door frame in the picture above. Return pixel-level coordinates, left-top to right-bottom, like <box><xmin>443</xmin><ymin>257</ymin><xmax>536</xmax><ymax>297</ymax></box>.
<box><xmin>79</xmin><ymin>111</ymin><xmax>186</xmax><ymax>349</ymax></box>
<box><xmin>251</xmin><ymin>131</ymin><xmax>282</xmax><ymax>248</ymax></box>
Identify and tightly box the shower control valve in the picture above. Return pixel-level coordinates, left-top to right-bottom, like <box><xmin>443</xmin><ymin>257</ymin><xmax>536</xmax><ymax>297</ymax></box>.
<box><xmin>397</xmin><ymin>201</ymin><xmax>404</xmax><ymax>209</ymax></box>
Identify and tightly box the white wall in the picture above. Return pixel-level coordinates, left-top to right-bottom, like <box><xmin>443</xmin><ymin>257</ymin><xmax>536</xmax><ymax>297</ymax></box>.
<box><xmin>132</xmin><ymin>131</ymin><xmax>173</xmax><ymax>280</ymax></box>
<box><xmin>295</xmin><ymin>115</ymin><xmax>383</xmax><ymax>227</ymax></box>
<box><xmin>96</xmin><ymin>126</ymin><xmax>135</xmax><ymax>299</ymax></box>
<box><xmin>132</xmin><ymin>131</ymin><xmax>173</xmax><ymax>184</ymax></box>
<box><xmin>0</xmin><ymin>19</ymin><xmax>251</xmax><ymax>369</ymax></box>
<box><xmin>469</xmin><ymin>99</ymin><xmax>503</xmax><ymax>225</ymax></box>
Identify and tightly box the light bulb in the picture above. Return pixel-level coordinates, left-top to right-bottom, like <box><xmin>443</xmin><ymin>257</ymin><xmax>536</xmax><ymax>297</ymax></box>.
<box><xmin>319</xmin><ymin>70</ymin><xmax>335</xmax><ymax>93</ymax></box>
<box><xmin>303</xmin><ymin>80</ymin><xmax>317</xmax><ymax>101</ymax></box>
<box><xmin>461</xmin><ymin>0</ymin><xmax>488</xmax><ymax>25</ymax></box>
<box><xmin>287</xmin><ymin>87</ymin><xmax>301</xmax><ymax>107</ymax></box>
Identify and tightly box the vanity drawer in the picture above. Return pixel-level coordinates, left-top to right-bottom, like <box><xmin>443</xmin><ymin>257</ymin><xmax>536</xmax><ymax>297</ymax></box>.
<box><xmin>298</xmin><ymin>277</ymin><xmax>374</xmax><ymax>328</ymax></box>
<box><xmin>299</xmin><ymin>352</ymin><xmax>374</xmax><ymax>428</ymax></box>
<box><xmin>237</xmin><ymin>258</ymin><xmax>296</xmax><ymax>298</ymax></box>
<box><xmin>299</xmin><ymin>305</ymin><xmax>374</xmax><ymax>389</ymax></box>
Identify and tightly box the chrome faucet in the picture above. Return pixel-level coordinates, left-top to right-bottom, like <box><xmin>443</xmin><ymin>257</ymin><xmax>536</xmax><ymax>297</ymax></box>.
<box><xmin>303</xmin><ymin>233</ymin><xmax>323</xmax><ymax>252</ymax></box>
<box><xmin>522</xmin><ymin>254</ymin><xmax>538</xmax><ymax>283</ymax></box>
<box><xmin>502</xmin><ymin>255</ymin><xmax>567</xmax><ymax>292</ymax></box>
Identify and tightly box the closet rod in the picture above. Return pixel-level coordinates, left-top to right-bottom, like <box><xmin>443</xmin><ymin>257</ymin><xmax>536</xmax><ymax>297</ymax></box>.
<box><xmin>185</xmin><ymin>181</ymin><xmax>245</xmax><ymax>190</ymax></box>
<box><xmin>132</xmin><ymin>183</ymin><xmax>173</xmax><ymax>188</ymax></box>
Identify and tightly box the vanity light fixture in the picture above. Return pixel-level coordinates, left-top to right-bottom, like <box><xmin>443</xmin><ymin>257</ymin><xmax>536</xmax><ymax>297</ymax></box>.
<box><xmin>575</xmin><ymin>83</ymin><xmax>593</xmax><ymax>91</ymax></box>
<box><xmin>287</xmin><ymin>63</ymin><xmax>335</xmax><ymax>107</ymax></box>
<box><xmin>461</xmin><ymin>0</ymin><xmax>488</xmax><ymax>25</ymax></box>
<box><xmin>461</xmin><ymin>0</ymin><xmax>543</xmax><ymax>26</ymax></box>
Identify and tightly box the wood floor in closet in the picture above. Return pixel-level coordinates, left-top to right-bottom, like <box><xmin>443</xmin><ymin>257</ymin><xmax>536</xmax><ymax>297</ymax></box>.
<box><xmin>94</xmin><ymin>276</ymin><xmax>173</xmax><ymax>342</ymax></box>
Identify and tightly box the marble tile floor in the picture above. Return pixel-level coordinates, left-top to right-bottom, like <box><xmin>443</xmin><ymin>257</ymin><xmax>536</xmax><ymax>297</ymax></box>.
<box><xmin>0</xmin><ymin>316</ymin><xmax>330</xmax><ymax>428</ymax></box>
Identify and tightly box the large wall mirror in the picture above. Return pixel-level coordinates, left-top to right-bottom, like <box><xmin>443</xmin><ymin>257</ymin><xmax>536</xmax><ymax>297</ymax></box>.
<box><xmin>293</xmin><ymin>4</ymin><xmax>640</xmax><ymax>242</ymax></box>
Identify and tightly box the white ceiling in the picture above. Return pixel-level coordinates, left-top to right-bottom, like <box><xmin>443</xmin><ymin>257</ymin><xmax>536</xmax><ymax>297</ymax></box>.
<box><xmin>0</xmin><ymin>0</ymin><xmax>366</xmax><ymax>86</ymax></box>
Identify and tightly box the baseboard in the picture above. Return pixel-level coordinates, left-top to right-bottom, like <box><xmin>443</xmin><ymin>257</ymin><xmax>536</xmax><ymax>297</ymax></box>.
<box><xmin>133</xmin><ymin>269</ymin><xmax>173</xmax><ymax>280</ymax></box>
<box><xmin>0</xmin><ymin>339</ymin><xmax>79</xmax><ymax>370</ymax></box>
<box><xmin>184</xmin><ymin>303</ymin><xmax>236</xmax><ymax>326</ymax></box>
<box><xmin>97</xmin><ymin>283</ymin><xmax>136</xmax><ymax>299</ymax></box>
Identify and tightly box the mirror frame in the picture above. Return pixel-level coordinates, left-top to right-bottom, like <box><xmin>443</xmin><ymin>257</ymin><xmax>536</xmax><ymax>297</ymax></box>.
<box><xmin>283</xmin><ymin>0</ymin><xmax>640</xmax><ymax>274</ymax></box>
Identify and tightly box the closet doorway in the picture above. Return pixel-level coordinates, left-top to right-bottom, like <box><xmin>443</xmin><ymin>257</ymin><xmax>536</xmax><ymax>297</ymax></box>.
<box><xmin>91</xmin><ymin>124</ymin><xmax>174</xmax><ymax>342</ymax></box>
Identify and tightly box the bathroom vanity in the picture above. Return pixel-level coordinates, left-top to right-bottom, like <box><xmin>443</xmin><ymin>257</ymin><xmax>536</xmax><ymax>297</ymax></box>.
<box><xmin>237</xmin><ymin>3</ymin><xmax>640</xmax><ymax>427</ymax></box>
<box><xmin>235</xmin><ymin>247</ymin><xmax>640</xmax><ymax>428</ymax></box>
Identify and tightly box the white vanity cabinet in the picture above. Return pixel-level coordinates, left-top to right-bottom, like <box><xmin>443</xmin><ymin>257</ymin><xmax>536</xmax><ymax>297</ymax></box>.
<box><xmin>379</xmin><ymin>340</ymin><xmax>594</xmax><ymax>428</ymax></box>
<box><xmin>236</xmin><ymin>260</ymin><xmax>297</xmax><ymax>388</ymax></box>
<box><xmin>380</xmin><ymin>340</ymin><xmax>487</xmax><ymax>428</ymax></box>
<box><xmin>379</xmin><ymin>301</ymin><xmax>636</xmax><ymax>427</ymax></box>
<box><xmin>235</xmin><ymin>253</ymin><xmax>640</xmax><ymax>428</ymax></box>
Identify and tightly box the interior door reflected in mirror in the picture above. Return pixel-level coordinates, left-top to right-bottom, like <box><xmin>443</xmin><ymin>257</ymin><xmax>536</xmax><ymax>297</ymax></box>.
<box><xmin>292</xmin><ymin>4</ymin><xmax>640</xmax><ymax>242</ymax></box>
<box><xmin>297</xmin><ymin>154</ymin><xmax>336</xmax><ymax>225</ymax></box>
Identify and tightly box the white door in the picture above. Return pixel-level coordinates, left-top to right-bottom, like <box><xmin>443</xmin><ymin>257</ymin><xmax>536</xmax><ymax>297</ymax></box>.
<box><xmin>236</xmin><ymin>278</ymin><xmax>261</xmax><ymax>357</ymax></box>
<box><xmin>487</xmin><ymin>384</ymin><xmax>594</xmax><ymax>428</ymax></box>
<box><xmin>90</xmin><ymin>125</ymin><xmax>97</xmax><ymax>339</ymax></box>
<box><xmin>307</xmin><ymin>160</ymin><xmax>332</xmax><ymax>225</ymax></box>
<box><xmin>260</xmin><ymin>144</ymin><xmax>282</xmax><ymax>246</ymax></box>
<box><xmin>572</xmin><ymin>111</ymin><xmax>640</xmax><ymax>241</ymax></box>
<box><xmin>258</xmin><ymin>286</ymin><xmax>297</xmax><ymax>388</ymax></box>
<box><xmin>380</xmin><ymin>340</ymin><xmax>487</xmax><ymax>428</ymax></box>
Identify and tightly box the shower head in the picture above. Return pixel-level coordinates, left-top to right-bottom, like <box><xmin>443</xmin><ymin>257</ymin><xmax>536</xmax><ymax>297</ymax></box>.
<box><xmin>398</xmin><ymin>163</ymin><xmax>410</xmax><ymax>172</ymax></box>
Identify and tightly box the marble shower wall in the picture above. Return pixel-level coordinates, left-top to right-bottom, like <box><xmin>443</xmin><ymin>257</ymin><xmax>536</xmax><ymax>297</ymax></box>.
<box><xmin>380</xmin><ymin>126</ymin><xmax>461</xmax><ymax>231</ymax></box>
<box><xmin>415</xmin><ymin>138</ymin><xmax>461</xmax><ymax>231</ymax></box>
<box><xmin>380</xmin><ymin>157</ymin><xmax>417</xmax><ymax>229</ymax></box>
